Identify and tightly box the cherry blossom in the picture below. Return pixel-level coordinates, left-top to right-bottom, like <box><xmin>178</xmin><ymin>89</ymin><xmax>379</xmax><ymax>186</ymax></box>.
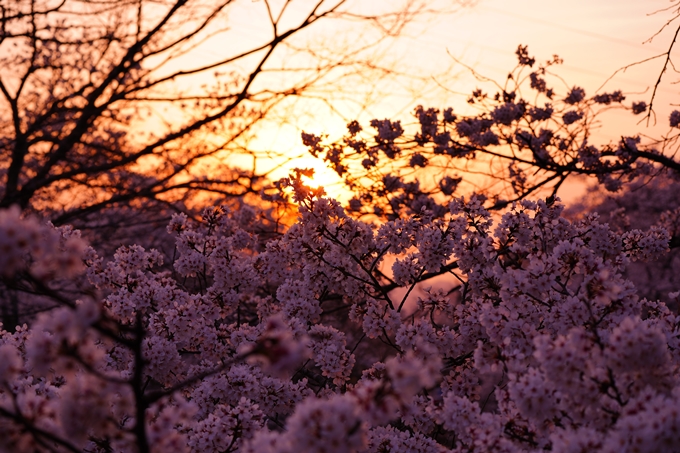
<box><xmin>2</xmin><ymin>46</ymin><xmax>680</xmax><ymax>453</ymax></box>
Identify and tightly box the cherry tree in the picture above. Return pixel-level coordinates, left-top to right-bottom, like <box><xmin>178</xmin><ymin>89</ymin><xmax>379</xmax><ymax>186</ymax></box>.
<box><xmin>2</xmin><ymin>22</ymin><xmax>680</xmax><ymax>453</ymax></box>
<box><xmin>0</xmin><ymin>160</ymin><xmax>678</xmax><ymax>451</ymax></box>
<box><xmin>303</xmin><ymin>46</ymin><xmax>680</xmax><ymax>222</ymax></box>
<box><xmin>566</xmin><ymin>174</ymin><xmax>680</xmax><ymax>308</ymax></box>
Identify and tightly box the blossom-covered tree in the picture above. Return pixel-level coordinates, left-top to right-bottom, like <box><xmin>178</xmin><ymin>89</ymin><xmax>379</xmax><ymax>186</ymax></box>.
<box><xmin>303</xmin><ymin>46</ymin><xmax>680</xmax><ymax>222</ymax></box>
<box><xmin>3</xmin><ymin>19</ymin><xmax>680</xmax><ymax>452</ymax></box>
<box><xmin>567</xmin><ymin>174</ymin><xmax>680</xmax><ymax>308</ymax></box>
<box><xmin>0</xmin><ymin>162</ymin><xmax>678</xmax><ymax>451</ymax></box>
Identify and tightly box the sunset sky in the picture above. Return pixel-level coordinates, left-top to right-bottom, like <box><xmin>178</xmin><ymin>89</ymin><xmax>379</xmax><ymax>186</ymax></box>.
<box><xmin>189</xmin><ymin>0</ymin><xmax>680</xmax><ymax>197</ymax></box>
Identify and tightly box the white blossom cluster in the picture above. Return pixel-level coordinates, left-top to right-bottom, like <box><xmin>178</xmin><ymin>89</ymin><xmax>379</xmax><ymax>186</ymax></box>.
<box><xmin>0</xmin><ymin>179</ymin><xmax>678</xmax><ymax>452</ymax></box>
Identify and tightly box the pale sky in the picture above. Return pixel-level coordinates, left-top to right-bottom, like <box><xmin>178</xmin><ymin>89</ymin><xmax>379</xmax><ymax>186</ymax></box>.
<box><xmin>385</xmin><ymin>0</ymin><xmax>676</xmax><ymax>134</ymax></box>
